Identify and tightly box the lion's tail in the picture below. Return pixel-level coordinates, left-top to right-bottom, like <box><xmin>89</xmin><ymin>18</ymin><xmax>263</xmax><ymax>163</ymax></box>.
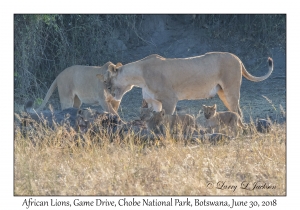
<box><xmin>241</xmin><ymin>57</ymin><xmax>273</xmax><ymax>82</ymax></box>
<box><xmin>36</xmin><ymin>78</ymin><xmax>58</xmax><ymax>111</ymax></box>
<box><xmin>238</xmin><ymin>117</ymin><xmax>247</xmax><ymax>129</ymax></box>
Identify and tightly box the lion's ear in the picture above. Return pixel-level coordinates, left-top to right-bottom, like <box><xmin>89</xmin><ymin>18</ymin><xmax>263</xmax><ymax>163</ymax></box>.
<box><xmin>96</xmin><ymin>74</ymin><xmax>104</xmax><ymax>82</ymax></box>
<box><xmin>116</xmin><ymin>62</ymin><xmax>123</xmax><ymax>68</ymax></box>
<box><xmin>213</xmin><ymin>104</ymin><xmax>217</xmax><ymax>109</ymax></box>
<box><xmin>108</xmin><ymin>64</ymin><xmax>118</xmax><ymax>76</ymax></box>
<box><xmin>108</xmin><ymin>64</ymin><xmax>115</xmax><ymax>72</ymax></box>
<box><xmin>141</xmin><ymin>99</ymin><xmax>148</xmax><ymax>108</ymax></box>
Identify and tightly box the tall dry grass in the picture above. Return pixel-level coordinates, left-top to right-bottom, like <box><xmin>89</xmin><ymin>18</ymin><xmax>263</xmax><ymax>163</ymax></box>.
<box><xmin>14</xmin><ymin>121</ymin><xmax>286</xmax><ymax>196</ymax></box>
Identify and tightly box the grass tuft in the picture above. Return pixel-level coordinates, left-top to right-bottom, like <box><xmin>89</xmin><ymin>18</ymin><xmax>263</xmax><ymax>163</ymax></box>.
<box><xmin>14</xmin><ymin>121</ymin><xmax>286</xmax><ymax>196</ymax></box>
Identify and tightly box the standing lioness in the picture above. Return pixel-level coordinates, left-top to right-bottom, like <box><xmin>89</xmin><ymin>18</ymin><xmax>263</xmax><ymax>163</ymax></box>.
<box><xmin>36</xmin><ymin>62</ymin><xmax>122</xmax><ymax>116</ymax></box>
<box><xmin>99</xmin><ymin>52</ymin><xmax>273</xmax><ymax>119</ymax></box>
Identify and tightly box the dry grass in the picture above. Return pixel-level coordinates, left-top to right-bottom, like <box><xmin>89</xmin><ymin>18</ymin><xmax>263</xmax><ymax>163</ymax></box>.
<box><xmin>14</xmin><ymin>121</ymin><xmax>286</xmax><ymax>196</ymax></box>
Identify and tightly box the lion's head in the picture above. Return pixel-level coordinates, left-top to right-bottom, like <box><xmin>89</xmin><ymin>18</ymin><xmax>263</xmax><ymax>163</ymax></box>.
<box><xmin>203</xmin><ymin>104</ymin><xmax>217</xmax><ymax>119</ymax></box>
<box><xmin>97</xmin><ymin>62</ymin><xmax>133</xmax><ymax>101</ymax></box>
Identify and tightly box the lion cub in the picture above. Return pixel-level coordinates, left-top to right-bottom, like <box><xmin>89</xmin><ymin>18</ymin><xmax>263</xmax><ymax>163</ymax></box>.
<box><xmin>76</xmin><ymin>108</ymin><xmax>123</xmax><ymax>133</ymax></box>
<box><xmin>140</xmin><ymin>108</ymin><xmax>163</xmax><ymax>134</ymax></box>
<box><xmin>203</xmin><ymin>104</ymin><xmax>247</xmax><ymax>136</ymax></box>
<box><xmin>140</xmin><ymin>108</ymin><xmax>196</xmax><ymax>135</ymax></box>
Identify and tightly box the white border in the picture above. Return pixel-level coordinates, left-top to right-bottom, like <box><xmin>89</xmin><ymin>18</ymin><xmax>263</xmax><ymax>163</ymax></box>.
<box><xmin>2</xmin><ymin>0</ymin><xmax>295</xmax><ymax>209</ymax></box>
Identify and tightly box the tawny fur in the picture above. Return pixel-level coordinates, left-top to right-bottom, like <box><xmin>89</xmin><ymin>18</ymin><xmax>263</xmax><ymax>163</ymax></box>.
<box><xmin>37</xmin><ymin>62</ymin><xmax>122</xmax><ymax>116</ymax></box>
<box><xmin>76</xmin><ymin>108</ymin><xmax>123</xmax><ymax>133</ymax></box>
<box><xmin>141</xmin><ymin>108</ymin><xmax>196</xmax><ymax>134</ymax></box>
<box><xmin>102</xmin><ymin>52</ymin><xmax>273</xmax><ymax>119</ymax></box>
<box><xmin>203</xmin><ymin>104</ymin><xmax>247</xmax><ymax>136</ymax></box>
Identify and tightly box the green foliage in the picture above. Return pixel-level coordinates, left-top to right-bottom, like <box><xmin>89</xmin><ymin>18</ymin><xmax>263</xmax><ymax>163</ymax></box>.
<box><xmin>34</xmin><ymin>98</ymin><xmax>43</xmax><ymax>106</ymax></box>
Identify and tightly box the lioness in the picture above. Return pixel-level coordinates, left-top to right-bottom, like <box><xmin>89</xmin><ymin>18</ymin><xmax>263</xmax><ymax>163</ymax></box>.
<box><xmin>203</xmin><ymin>104</ymin><xmax>247</xmax><ymax>136</ymax></box>
<box><xmin>98</xmin><ymin>52</ymin><xmax>273</xmax><ymax>119</ymax></box>
<box><xmin>36</xmin><ymin>62</ymin><xmax>123</xmax><ymax>116</ymax></box>
<box><xmin>141</xmin><ymin>107</ymin><xmax>196</xmax><ymax>135</ymax></box>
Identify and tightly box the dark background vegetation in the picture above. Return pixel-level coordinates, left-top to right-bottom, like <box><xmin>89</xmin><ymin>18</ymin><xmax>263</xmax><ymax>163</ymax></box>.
<box><xmin>14</xmin><ymin>14</ymin><xmax>286</xmax><ymax>118</ymax></box>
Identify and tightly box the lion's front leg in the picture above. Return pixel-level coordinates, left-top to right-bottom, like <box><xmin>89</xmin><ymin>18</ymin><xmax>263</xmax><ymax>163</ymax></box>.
<box><xmin>160</xmin><ymin>97</ymin><xmax>178</xmax><ymax>115</ymax></box>
<box><xmin>110</xmin><ymin>99</ymin><xmax>120</xmax><ymax>112</ymax></box>
<box><xmin>99</xmin><ymin>99</ymin><xmax>119</xmax><ymax>116</ymax></box>
<box><xmin>142</xmin><ymin>89</ymin><xmax>162</xmax><ymax>111</ymax></box>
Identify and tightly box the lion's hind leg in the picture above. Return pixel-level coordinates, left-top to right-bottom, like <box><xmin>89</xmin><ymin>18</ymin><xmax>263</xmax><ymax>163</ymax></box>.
<box><xmin>60</xmin><ymin>98</ymin><xmax>75</xmax><ymax>110</ymax></box>
<box><xmin>58</xmin><ymin>85</ymin><xmax>75</xmax><ymax>110</ymax></box>
<box><xmin>217</xmin><ymin>87</ymin><xmax>243</xmax><ymax>120</ymax></box>
<box><xmin>73</xmin><ymin>95</ymin><xmax>82</xmax><ymax>109</ymax></box>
